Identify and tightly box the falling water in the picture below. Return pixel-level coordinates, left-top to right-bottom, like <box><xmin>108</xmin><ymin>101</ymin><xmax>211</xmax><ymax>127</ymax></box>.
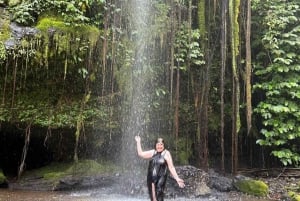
<box><xmin>119</xmin><ymin>0</ymin><xmax>166</xmax><ymax>193</ymax></box>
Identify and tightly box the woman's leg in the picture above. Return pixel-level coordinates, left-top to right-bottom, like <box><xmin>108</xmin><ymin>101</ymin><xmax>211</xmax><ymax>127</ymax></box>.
<box><xmin>155</xmin><ymin>176</ymin><xmax>167</xmax><ymax>201</ymax></box>
<box><xmin>152</xmin><ymin>183</ymin><xmax>157</xmax><ymax>201</ymax></box>
<box><xmin>147</xmin><ymin>179</ymin><xmax>157</xmax><ymax>201</ymax></box>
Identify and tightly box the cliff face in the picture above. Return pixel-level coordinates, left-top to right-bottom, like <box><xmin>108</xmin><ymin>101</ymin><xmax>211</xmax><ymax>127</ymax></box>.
<box><xmin>0</xmin><ymin>6</ymin><xmax>116</xmax><ymax>178</ymax></box>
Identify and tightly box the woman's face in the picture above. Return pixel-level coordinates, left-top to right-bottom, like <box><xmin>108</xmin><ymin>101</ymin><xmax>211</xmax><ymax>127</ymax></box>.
<box><xmin>155</xmin><ymin>142</ymin><xmax>165</xmax><ymax>152</ymax></box>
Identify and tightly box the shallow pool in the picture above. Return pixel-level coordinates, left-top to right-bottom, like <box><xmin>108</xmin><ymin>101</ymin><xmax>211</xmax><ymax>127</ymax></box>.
<box><xmin>0</xmin><ymin>188</ymin><xmax>271</xmax><ymax>201</ymax></box>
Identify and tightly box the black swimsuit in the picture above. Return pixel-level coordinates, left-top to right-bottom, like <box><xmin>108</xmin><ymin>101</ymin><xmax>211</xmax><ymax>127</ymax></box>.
<box><xmin>147</xmin><ymin>150</ymin><xmax>168</xmax><ymax>201</ymax></box>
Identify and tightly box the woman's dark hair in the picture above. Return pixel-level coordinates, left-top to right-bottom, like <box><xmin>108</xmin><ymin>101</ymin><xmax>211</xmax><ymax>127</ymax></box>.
<box><xmin>154</xmin><ymin>137</ymin><xmax>165</xmax><ymax>148</ymax></box>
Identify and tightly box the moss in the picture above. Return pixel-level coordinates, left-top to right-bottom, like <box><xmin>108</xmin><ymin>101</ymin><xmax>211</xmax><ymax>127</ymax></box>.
<box><xmin>0</xmin><ymin>18</ymin><xmax>11</xmax><ymax>61</ymax></box>
<box><xmin>288</xmin><ymin>191</ymin><xmax>300</xmax><ymax>201</ymax></box>
<box><xmin>36</xmin><ymin>17</ymin><xmax>71</xmax><ymax>33</ymax></box>
<box><xmin>34</xmin><ymin>16</ymin><xmax>100</xmax><ymax>68</ymax></box>
<box><xmin>36</xmin><ymin>16</ymin><xmax>100</xmax><ymax>44</ymax></box>
<box><xmin>234</xmin><ymin>179</ymin><xmax>269</xmax><ymax>197</ymax></box>
<box><xmin>8</xmin><ymin>0</ymin><xmax>21</xmax><ymax>6</ymax></box>
<box><xmin>0</xmin><ymin>20</ymin><xmax>10</xmax><ymax>41</ymax></box>
<box><xmin>22</xmin><ymin>160</ymin><xmax>119</xmax><ymax>181</ymax></box>
<box><xmin>0</xmin><ymin>169</ymin><xmax>6</xmax><ymax>184</ymax></box>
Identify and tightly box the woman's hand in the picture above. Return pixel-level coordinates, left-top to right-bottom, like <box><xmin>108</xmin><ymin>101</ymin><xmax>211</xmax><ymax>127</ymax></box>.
<box><xmin>176</xmin><ymin>178</ymin><xmax>185</xmax><ymax>188</ymax></box>
<box><xmin>135</xmin><ymin>136</ymin><xmax>141</xmax><ymax>143</ymax></box>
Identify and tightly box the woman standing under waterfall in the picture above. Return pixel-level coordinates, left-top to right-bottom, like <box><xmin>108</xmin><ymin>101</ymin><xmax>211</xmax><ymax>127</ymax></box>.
<box><xmin>135</xmin><ymin>136</ymin><xmax>185</xmax><ymax>201</ymax></box>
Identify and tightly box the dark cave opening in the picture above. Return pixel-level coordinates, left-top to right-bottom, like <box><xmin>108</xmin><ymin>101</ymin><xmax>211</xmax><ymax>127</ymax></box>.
<box><xmin>0</xmin><ymin>129</ymin><xmax>53</xmax><ymax>177</ymax></box>
<box><xmin>0</xmin><ymin>125</ymin><xmax>76</xmax><ymax>178</ymax></box>
<box><xmin>0</xmin><ymin>124</ymin><xmax>120</xmax><ymax>178</ymax></box>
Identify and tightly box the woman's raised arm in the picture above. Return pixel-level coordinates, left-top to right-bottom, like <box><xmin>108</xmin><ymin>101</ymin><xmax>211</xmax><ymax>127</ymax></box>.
<box><xmin>135</xmin><ymin>136</ymin><xmax>154</xmax><ymax>159</ymax></box>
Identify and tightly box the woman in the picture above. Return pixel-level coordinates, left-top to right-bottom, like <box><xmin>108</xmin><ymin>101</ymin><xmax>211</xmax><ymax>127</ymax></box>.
<box><xmin>135</xmin><ymin>136</ymin><xmax>185</xmax><ymax>201</ymax></box>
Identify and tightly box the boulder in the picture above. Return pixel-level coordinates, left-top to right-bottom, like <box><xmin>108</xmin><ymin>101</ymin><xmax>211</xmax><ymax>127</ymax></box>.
<box><xmin>0</xmin><ymin>169</ymin><xmax>8</xmax><ymax>188</ymax></box>
<box><xmin>207</xmin><ymin>169</ymin><xmax>235</xmax><ymax>192</ymax></box>
<box><xmin>233</xmin><ymin>177</ymin><xmax>268</xmax><ymax>197</ymax></box>
<box><xmin>165</xmin><ymin>165</ymin><xmax>211</xmax><ymax>198</ymax></box>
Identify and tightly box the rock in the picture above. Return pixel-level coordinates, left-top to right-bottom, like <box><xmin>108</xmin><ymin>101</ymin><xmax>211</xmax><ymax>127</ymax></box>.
<box><xmin>9</xmin><ymin>174</ymin><xmax>119</xmax><ymax>191</ymax></box>
<box><xmin>165</xmin><ymin>165</ymin><xmax>211</xmax><ymax>198</ymax></box>
<box><xmin>233</xmin><ymin>178</ymin><xmax>269</xmax><ymax>197</ymax></box>
<box><xmin>0</xmin><ymin>169</ymin><xmax>8</xmax><ymax>188</ymax></box>
<box><xmin>4</xmin><ymin>22</ymin><xmax>39</xmax><ymax>49</ymax></box>
<box><xmin>208</xmin><ymin>169</ymin><xmax>235</xmax><ymax>192</ymax></box>
<box><xmin>9</xmin><ymin>177</ymin><xmax>57</xmax><ymax>191</ymax></box>
<box><xmin>55</xmin><ymin>175</ymin><xmax>117</xmax><ymax>191</ymax></box>
<box><xmin>10</xmin><ymin>165</ymin><xmax>212</xmax><ymax>198</ymax></box>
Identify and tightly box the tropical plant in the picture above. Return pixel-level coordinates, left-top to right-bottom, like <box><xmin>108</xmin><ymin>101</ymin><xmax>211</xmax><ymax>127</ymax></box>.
<box><xmin>253</xmin><ymin>0</ymin><xmax>300</xmax><ymax>166</ymax></box>
<box><xmin>10</xmin><ymin>0</ymin><xmax>105</xmax><ymax>26</ymax></box>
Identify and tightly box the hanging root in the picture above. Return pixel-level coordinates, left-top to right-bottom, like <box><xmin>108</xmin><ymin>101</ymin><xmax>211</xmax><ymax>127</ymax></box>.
<box><xmin>18</xmin><ymin>123</ymin><xmax>31</xmax><ymax>179</ymax></box>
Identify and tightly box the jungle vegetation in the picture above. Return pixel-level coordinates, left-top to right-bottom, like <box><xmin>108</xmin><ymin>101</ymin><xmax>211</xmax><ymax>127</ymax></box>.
<box><xmin>0</xmin><ymin>0</ymin><xmax>299</xmax><ymax>177</ymax></box>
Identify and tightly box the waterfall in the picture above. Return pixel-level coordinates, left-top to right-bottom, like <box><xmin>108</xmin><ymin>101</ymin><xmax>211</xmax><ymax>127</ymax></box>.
<box><xmin>119</xmin><ymin>0</ymin><xmax>164</xmax><ymax>193</ymax></box>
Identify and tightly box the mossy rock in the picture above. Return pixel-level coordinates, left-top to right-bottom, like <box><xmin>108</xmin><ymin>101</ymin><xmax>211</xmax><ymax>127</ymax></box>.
<box><xmin>288</xmin><ymin>191</ymin><xmax>300</xmax><ymax>201</ymax></box>
<box><xmin>234</xmin><ymin>179</ymin><xmax>268</xmax><ymax>197</ymax></box>
<box><xmin>22</xmin><ymin>159</ymin><xmax>119</xmax><ymax>181</ymax></box>
<box><xmin>36</xmin><ymin>16</ymin><xmax>100</xmax><ymax>44</ymax></box>
<box><xmin>0</xmin><ymin>169</ymin><xmax>7</xmax><ymax>184</ymax></box>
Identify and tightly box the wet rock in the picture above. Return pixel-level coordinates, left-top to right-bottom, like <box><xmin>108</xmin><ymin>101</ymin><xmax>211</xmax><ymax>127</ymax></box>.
<box><xmin>10</xmin><ymin>174</ymin><xmax>120</xmax><ymax>191</ymax></box>
<box><xmin>9</xmin><ymin>22</ymin><xmax>39</xmax><ymax>39</ymax></box>
<box><xmin>208</xmin><ymin>169</ymin><xmax>235</xmax><ymax>192</ymax></box>
<box><xmin>166</xmin><ymin>165</ymin><xmax>211</xmax><ymax>198</ymax></box>
<box><xmin>9</xmin><ymin>176</ymin><xmax>57</xmax><ymax>191</ymax></box>
<box><xmin>55</xmin><ymin>175</ymin><xmax>118</xmax><ymax>191</ymax></box>
<box><xmin>4</xmin><ymin>22</ymin><xmax>39</xmax><ymax>49</ymax></box>
<box><xmin>115</xmin><ymin>165</ymin><xmax>212</xmax><ymax>199</ymax></box>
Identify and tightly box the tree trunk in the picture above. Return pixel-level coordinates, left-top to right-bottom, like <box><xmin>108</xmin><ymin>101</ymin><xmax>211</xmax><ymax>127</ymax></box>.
<box><xmin>220</xmin><ymin>0</ymin><xmax>228</xmax><ymax>173</ymax></box>
<box><xmin>245</xmin><ymin>0</ymin><xmax>252</xmax><ymax>136</ymax></box>
<box><xmin>173</xmin><ymin>0</ymin><xmax>182</xmax><ymax>157</ymax></box>
<box><xmin>229</xmin><ymin>0</ymin><xmax>241</xmax><ymax>174</ymax></box>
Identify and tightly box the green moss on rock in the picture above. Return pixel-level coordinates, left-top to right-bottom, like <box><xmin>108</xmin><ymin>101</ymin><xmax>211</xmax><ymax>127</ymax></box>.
<box><xmin>0</xmin><ymin>17</ymin><xmax>10</xmax><ymax>61</ymax></box>
<box><xmin>234</xmin><ymin>179</ymin><xmax>269</xmax><ymax>197</ymax></box>
<box><xmin>22</xmin><ymin>159</ymin><xmax>118</xmax><ymax>181</ymax></box>
<box><xmin>0</xmin><ymin>169</ymin><xmax>6</xmax><ymax>184</ymax></box>
<box><xmin>288</xmin><ymin>191</ymin><xmax>300</xmax><ymax>201</ymax></box>
<box><xmin>36</xmin><ymin>16</ymin><xmax>100</xmax><ymax>44</ymax></box>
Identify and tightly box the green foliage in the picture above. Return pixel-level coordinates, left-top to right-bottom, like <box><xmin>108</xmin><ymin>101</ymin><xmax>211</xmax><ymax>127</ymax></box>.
<box><xmin>0</xmin><ymin>17</ymin><xmax>10</xmax><ymax>62</ymax></box>
<box><xmin>0</xmin><ymin>93</ymin><xmax>111</xmax><ymax>129</ymax></box>
<box><xmin>253</xmin><ymin>0</ymin><xmax>300</xmax><ymax>166</ymax></box>
<box><xmin>8</xmin><ymin>0</ymin><xmax>21</xmax><ymax>6</ymax></box>
<box><xmin>177</xmin><ymin>137</ymin><xmax>193</xmax><ymax>165</ymax></box>
<box><xmin>234</xmin><ymin>179</ymin><xmax>269</xmax><ymax>197</ymax></box>
<box><xmin>272</xmin><ymin>149</ymin><xmax>300</xmax><ymax>166</ymax></box>
<box><xmin>9</xmin><ymin>0</ymin><xmax>104</xmax><ymax>26</ymax></box>
<box><xmin>0</xmin><ymin>11</ymin><xmax>104</xmax><ymax>133</ymax></box>
<box><xmin>174</xmin><ymin>23</ymin><xmax>205</xmax><ymax>70</ymax></box>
